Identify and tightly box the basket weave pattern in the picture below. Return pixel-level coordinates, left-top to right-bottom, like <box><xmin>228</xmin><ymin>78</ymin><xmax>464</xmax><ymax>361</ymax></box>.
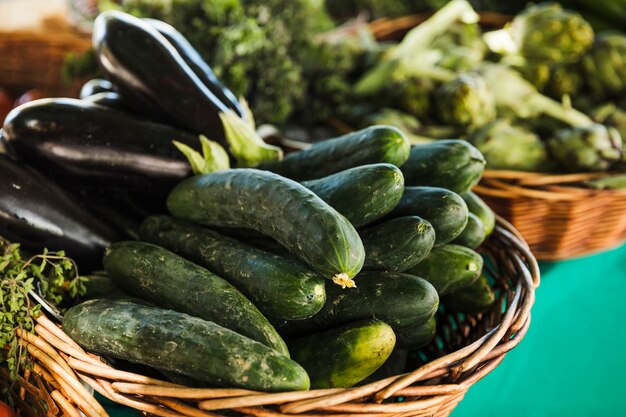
<box><xmin>476</xmin><ymin>171</ymin><xmax>626</xmax><ymax>260</ymax></box>
<box><xmin>5</xmin><ymin>218</ymin><xmax>538</xmax><ymax>417</ymax></box>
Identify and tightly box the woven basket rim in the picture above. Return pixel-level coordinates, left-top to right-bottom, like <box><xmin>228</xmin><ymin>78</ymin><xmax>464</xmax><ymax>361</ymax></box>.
<box><xmin>7</xmin><ymin>217</ymin><xmax>538</xmax><ymax>417</ymax></box>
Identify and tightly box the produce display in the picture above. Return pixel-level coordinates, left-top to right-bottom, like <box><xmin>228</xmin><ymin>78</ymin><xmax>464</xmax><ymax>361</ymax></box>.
<box><xmin>0</xmin><ymin>7</ymin><xmax>503</xmax><ymax>396</ymax></box>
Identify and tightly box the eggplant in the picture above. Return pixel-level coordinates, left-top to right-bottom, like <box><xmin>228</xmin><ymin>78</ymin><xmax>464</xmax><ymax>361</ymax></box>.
<box><xmin>92</xmin><ymin>11</ymin><xmax>229</xmax><ymax>145</ymax></box>
<box><xmin>2</xmin><ymin>98</ymin><xmax>198</xmax><ymax>193</ymax></box>
<box><xmin>0</xmin><ymin>154</ymin><xmax>119</xmax><ymax>271</ymax></box>
<box><xmin>80</xmin><ymin>79</ymin><xmax>115</xmax><ymax>99</ymax></box>
<box><xmin>143</xmin><ymin>18</ymin><xmax>245</xmax><ymax>118</ymax></box>
<box><xmin>82</xmin><ymin>91</ymin><xmax>130</xmax><ymax>112</ymax></box>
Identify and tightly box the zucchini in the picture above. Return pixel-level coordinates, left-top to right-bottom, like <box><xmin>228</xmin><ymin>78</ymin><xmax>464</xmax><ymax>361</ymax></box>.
<box><xmin>103</xmin><ymin>241</ymin><xmax>289</xmax><ymax>356</ymax></box>
<box><xmin>259</xmin><ymin>126</ymin><xmax>410</xmax><ymax>181</ymax></box>
<box><xmin>139</xmin><ymin>216</ymin><xmax>326</xmax><ymax>320</ymax></box>
<box><xmin>443</xmin><ymin>274</ymin><xmax>495</xmax><ymax>314</ymax></box>
<box><xmin>93</xmin><ymin>11</ymin><xmax>229</xmax><ymax>144</ymax></box>
<box><xmin>406</xmin><ymin>244</ymin><xmax>483</xmax><ymax>296</ymax></box>
<box><xmin>167</xmin><ymin>169</ymin><xmax>365</xmax><ymax>288</ymax></box>
<box><xmin>302</xmin><ymin>163</ymin><xmax>404</xmax><ymax>227</ymax></box>
<box><xmin>63</xmin><ymin>299</ymin><xmax>310</xmax><ymax>391</ymax></box>
<box><xmin>288</xmin><ymin>319</ymin><xmax>395</xmax><ymax>389</ymax></box>
<box><xmin>360</xmin><ymin>216</ymin><xmax>435</xmax><ymax>272</ymax></box>
<box><xmin>452</xmin><ymin>212</ymin><xmax>486</xmax><ymax>249</ymax></box>
<box><xmin>395</xmin><ymin>317</ymin><xmax>436</xmax><ymax>349</ymax></box>
<box><xmin>387</xmin><ymin>186</ymin><xmax>468</xmax><ymax>246</ymax></box>
<box><xmin>401</xmin><ymin>140</ymin><xmax>486</xmax><ymax>194</ymax></box>
<box><xmin>272</xmin><ymin>271</ymin><xmax>439</xmax><ymax>336</ymax></box>
<box><xmin>462</xmin><ymin>191</ymin><xmax>495</xmax><ymax>236</ymax></box>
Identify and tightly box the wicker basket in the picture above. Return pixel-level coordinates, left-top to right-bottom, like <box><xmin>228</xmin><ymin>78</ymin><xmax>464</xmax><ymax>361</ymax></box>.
<box><xmin>475</xmin><ymin>171</ymin><xmax>626</xmax><ymax>261</ymax></box>
<box><xmin>4</xmin><ymin>217</ymin><xmax>538</xmax><ymax>417</ymax></box>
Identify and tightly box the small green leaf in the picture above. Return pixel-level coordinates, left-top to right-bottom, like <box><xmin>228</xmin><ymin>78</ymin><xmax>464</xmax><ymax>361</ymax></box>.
<box><xmin>220</xmin><ymin>110</ymin><xmax>283</xmax><ymax>167</ymax></box>
<box><xmin>199</xmin><ymin>135</ymin><xmax>230</xmax><ymax>172</ymax></box>
<box><xmin>239</xmin><ymin>97</ymin><xmax>256</xmax><ymax>130</ymax></box>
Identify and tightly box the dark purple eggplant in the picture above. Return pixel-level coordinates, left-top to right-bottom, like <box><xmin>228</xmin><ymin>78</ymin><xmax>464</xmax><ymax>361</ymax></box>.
<box><xmin>82</xmin><ymin>91</ymin><xmax>130</xmax><ymax>112</ymax></box>
<box><xmin>0</xmin><ymin>154</ymin><xmax>118</xmax><ymax>271</ymax></box>
<box><xmin>143</xmin><ymin>18</ymin><xmax>244</xmax><ymax>118</ymax></box>
<box><xmin>80</xmin><ymin>79</ymin><xmax>115</xmax><ymax>99</ymax></box>
<box><xmin>92</xmin><ymin>11</ymin><xmax>229</xmax><ymax>145</ymax></box>
<box><xmin>2</xmin><ymin>98</ymin><xmax>198</xmax><ymax>193</ymax></box>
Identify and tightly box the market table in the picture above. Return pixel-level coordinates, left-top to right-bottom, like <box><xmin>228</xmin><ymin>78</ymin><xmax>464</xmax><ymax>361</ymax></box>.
<box><xmin>101</xmin><ymin>242</ymin><xmax>626</xmax><ymax>417</ymax></box>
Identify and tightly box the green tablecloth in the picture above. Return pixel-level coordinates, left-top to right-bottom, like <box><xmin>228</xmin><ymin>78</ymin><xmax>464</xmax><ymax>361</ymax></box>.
<box><xmin>104</xmin><ymin>243</ymin><xmax>626</xmax><ymax>417</ymax></box>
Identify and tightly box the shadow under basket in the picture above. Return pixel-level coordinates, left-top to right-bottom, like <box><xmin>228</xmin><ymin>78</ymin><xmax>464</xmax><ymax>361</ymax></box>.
<box><xmin>4</xmin><ymin>218</ymin><xmax>539</xmax><ymax>417</ymax></box>
<box><xmin>475</xmin><ymin>171</ymin><xmax>626</xmax><ymax>261</ymax></box>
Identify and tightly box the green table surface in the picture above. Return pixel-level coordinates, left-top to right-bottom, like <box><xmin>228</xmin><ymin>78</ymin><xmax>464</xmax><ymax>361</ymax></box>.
<box><xmin>103</xmin><ymin>243</ymin><xmax>626</xmax><ymax>417</ymax></box>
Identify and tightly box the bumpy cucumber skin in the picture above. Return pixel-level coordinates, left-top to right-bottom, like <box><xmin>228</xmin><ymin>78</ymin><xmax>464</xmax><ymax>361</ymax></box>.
<box><xmin>103</xmin><ymin>241</ymin><xmax>289</xmax><ymax>356</ymax></box>
<box><xmin>401</xmin><ymin>140</ymin><xmax>486</xmax><ymax>194</ymax></box>
<box><xmin>462</xmin><ymin>191</ymin><xmax>495</xmax><ymax>236</ymax></box>
<box><xmin>395</xmin><ymin>316</ymin><xmax>437</xmax><ymax>349</ymax></box>
<box><xmin>259</xmin><ymin>126</ymin><xmax>411</xmax><ymax>181</ymax></box>
<box><xmin>63</xmin><ymin>300</ymin><xmax>310</xmax><ymax>391</ymax></box>
<box><xmin>272</xmin><ymin>271</ymin><xmax>439</xmax><ymax>336</ymax></box>
<box><xmin>387</xmin><ymin>186</ymin><xmax>469</xmax><ymax>246</ymax></box>
<box><xmin>360</xmin><ymin>348</ymin><xmax>408</xmax><ymax>384</ymax></box>
<box><xmin>406</xmin><ymin>244</ymin><xmax>483</xmax><ymax>296</ymax></box>
<box><xmin>83</xmin><ymin>274</ymin><xmax>128</xmax><ymax>300</ymax></box>
<box><xmin>360</xmin><ymin>216</ymin><xmax>435</xmax><ymax>272</ymax></box>
<box><xmin>139</xmin><ymin>216</ymin><xmax>326</xmax><ymax>320</ymax></box>
<box><xmin>452</xmin><ymin>212</ymin><xmax>486</xmax><ymax>249</ymax></box>
<box><xmin>302</xmin><ymin>163</ymin><xmax>405</xmax><ymax>228</ymax></box>
<box><xmin>443</xmin><ymin>274</ymin><xmax>495</xmax><ymax>314</ymax></box>
<box><xmin>288</xmin><ymin>319</ymin><xmax>395</xmax><ymax>388</ymax></box>
<box><xmin>166</xmin><ymin>169</ymin><xmax>365</xmax><ymax>287</ymax></box>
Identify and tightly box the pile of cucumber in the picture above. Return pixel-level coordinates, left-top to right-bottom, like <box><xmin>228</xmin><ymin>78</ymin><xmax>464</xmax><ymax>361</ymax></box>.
<box><xmin>65</xmin><ymin>128</ymin><xmax>498</xmax><ymax>392</ymax></box>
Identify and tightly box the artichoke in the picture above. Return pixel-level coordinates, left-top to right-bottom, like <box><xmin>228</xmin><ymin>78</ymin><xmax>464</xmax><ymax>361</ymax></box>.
<box><xmin>435</xmin><ymin>73</ymin><xmax>496</xmax><ymax>129</ymax></box>
<box><xmin>592</xmin><ymin>103</ymin><xmax>626</xmax><ymax>142</ymax></box>
<box><xmin>468</xmin><ymin>120</ymin><xmax>553</xmax><ymax>171</ymax></box>
<box><xmin>388</xmin><ymin>76</ymin><xmax>439</xmax><ymax>121</ymax></box>
<box><xmin>507</xmin><ymin>2</ymin><xmax>594</xmax><ymax>63</ymax></box>
<box><xmin>582</xmin><ymin>32</ymin><xmax>626</xmax><ymax>101</ymax></box>
<box><xmin>547</xmin><ymin>124</ymin><xmax>623</xmax><ymax>172</ymax></box>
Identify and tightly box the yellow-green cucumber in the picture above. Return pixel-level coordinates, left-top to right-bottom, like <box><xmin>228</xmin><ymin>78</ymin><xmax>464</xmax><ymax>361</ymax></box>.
<box><xmin>139</xmin><ymin>215</ymin><xmax>326</xmax><ymax>320</ymax></box>
<box><xmin>103</xmin><ymin>241</ymin><xmax>289</xmax><ymax>356</ymax></box>
<box><xmin>288</xmin><ymin>319</ymin><xmax>395</xmax><ymax>388</ymax></box>
<box><xmin>63</xmin><ymin>299</ymin><xmax>309</xmax><ymax>391</ymax></box>
<box><xmin>167</xmin><ymin>169</ymin><xmax>364</xmax><ymax>288</ymax></box>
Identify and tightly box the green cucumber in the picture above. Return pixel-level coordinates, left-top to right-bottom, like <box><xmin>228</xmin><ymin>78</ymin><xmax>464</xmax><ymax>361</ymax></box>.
<box><xmin>167</xmin><ymin>169</ymin><xmax>365</xmax><ymax>288</ymax></box>
<box><xmin>462</xmin><ymin>191</ymin><xmax>495</xmax><ymax>236</ymax></box>
<box><xmin>360</xmin><ymin>348</ymin><xmax>408</xmax><ymax>384</ymax></box>
<box><xmin>395</xmin><ymin>317</ymin><xmax>437</xmax><ymax>350</ymax></box>
<box><xmin>443</xmin><ymin>274</ymin><xmax>495</xmax><ymax>314</ymax></box>
<box><xmin>139</xmin><ymin>216</ymin><xmax>326</xmax><ymax>320</ymax></box>
<box><xmin>387</xmin><ymin>186</ymin><xmax>469</xmax><ymax>246</ymax></box>
<box><xmin>360</xmin><ymin>216</ymin><xmax>435</xmax><ymax>272</ymax></box>
<box><xmin>259</xmin><ymin>126</ymin><xmax>411</xmax><ymax>181</ymax></box>
<box><xmin>302</xmin><ymin>163</ymin><xmax>405</xmax><ymax>227</ymax></box>
<box><xmin>273</xmin><ymin>271</ymin><xmax>439</xmax><ymax>336</ymax></box>
<box><xmin>452</xmin><ymin>212</ymin><xmax>486</xmax><ymax>249</ymax></box>
<box><xmin>83</xmin><ymin>274</ymin><xmax>128</xmax><ymax>300</ymax></box>
<box><xmin>406</xmin><ymin>244</ymin><xmax>483</xmax><ymax>296</ymax></box>
<box><xmin>63</xmin><ymin>299</ymin><xmax>309</xmax><ymax>391</ymax></box>
<box><xmin>401</xmin><ymin>140</ymin><xmax>486</xmax><ymax>194</ymax></box>
<box><xmin>288</xmin><ymin>319</ymin><xmax>395</xmax><ymax>389</ymax></box>
<box><xmin>103</xmin><ymin>241</ymin><xmax>288</xmax><ymax>356</ymax></box>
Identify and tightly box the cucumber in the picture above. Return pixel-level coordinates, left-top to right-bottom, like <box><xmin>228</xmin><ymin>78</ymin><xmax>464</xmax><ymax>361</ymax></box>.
<box><xmin>406</xmin><ymin>244</ymin><xmax>483</xmax><ymax>296</ymax></box>
<box><xmin>63</xmin><ymin>299</ymin><xmax>310</xmax><ymax>391</ymax></box>
<box><xmin>103</xmin><ymin>241</ymin><xmax>289</xmax><ymax>356</ymax></box>
<box><xmin>288</xmin><ymin>319</ymin><xmax>395</xmax><ymax>389</ymax></box>
<box><xmin>83</xmin><ymin>274</ymin><xmax>128</xmax><ymax>300</ymax></box>
<box><xmin>452</xmin><ymin>212</ymin><xmax>486</xmax><ymax>249</ymax></box>
<box><xmin>360</xmin><ymin>348</ymin><xmax>407</xmax><ymax>385</ymax></box>
<box><xmin>259</xmin><ymin>126</ymin><xmax>410</xmax><ymax>181</ymax></box>
<box><xmin>462</xmin><ymin>191</ymin><xmax>495</xmax><ymax>236</ymax></box>
<box><xmin>272</xmin><ymin>271</ymin><xmax>439</xmax><ymax>336</ymax></box>
<box><xmin>387</xmin><ymin>186</ymin><xmax>469</xmax><ymax>246</ymax></box>
<box><xmin>401</xmin><ymin>140</ymin><xmax>486</xmax><ymax>194</ymax></box>
<box><xmin>302</xmin><ymin>163</ymin><xmax>404</xmax><ymax>227</ymax></box>
<box><xmin>443</xmin><ymin>274</ymin><xmax>495</xmax><ymax>314</ymax></box>
<box><xmin>139</xmin><ymin>216</ymin><xmax>326</xmax><ymax>320</ymax></box>
<box><xmin>167</xmin><ymin>169</ymin><xmax>365</xmax><ymax>288</ymax></box>
<box><xmin>360</xmin><ymin>216</ymin><xmax>435</xmax><ymax>272</ymax></box>
<box><xmin>395</xmin><ymin>317</ymin><xmax>436</xmax><ymax>349</ymax></box>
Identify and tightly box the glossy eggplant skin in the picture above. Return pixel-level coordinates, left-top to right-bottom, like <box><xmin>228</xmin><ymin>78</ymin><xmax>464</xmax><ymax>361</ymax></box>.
<box><xmin>2</xmin><ymin>98</ymin><xmax>198</xmax><ymax>193</ymax></box>
<box><xmin>144</xmin><ymin>18</ymin><xmax>244</xmax><ymax>118</ymax></box>
<box><xmin>82</xmin><ymin>91</ymin><xmax>129</xmax><ymax>112</ymax></box>
<box><xmin>80</xmin><ymin>79</ymin><xmax>115</xmax><ymax>99</ymax></box>
<box><xmin>0</xmin><ymin>154</ymin><xmax>119</xmax><ymax>271</ymax></box>
<box><xmin>93</xmin><ymin>11</ymin><xmax>229</xmax><ymax>145</ymax></box>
